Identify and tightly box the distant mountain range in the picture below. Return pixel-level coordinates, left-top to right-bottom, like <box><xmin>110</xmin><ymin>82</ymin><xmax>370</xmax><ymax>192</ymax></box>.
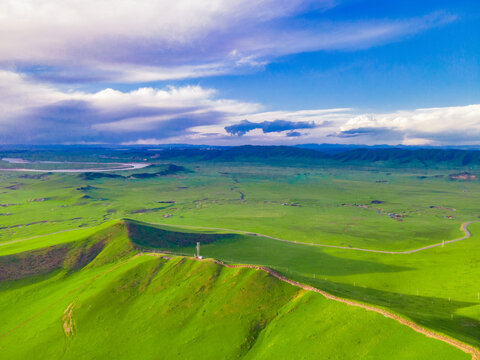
<box><xmin>3</xmin><ymin>144</ymin><xmax>480</xmax><ymax>168</ymax></box>
<box><xmin>140</xmin><ymin>145</ymin><xmax>480</xmax><ymax>168</ymax></box>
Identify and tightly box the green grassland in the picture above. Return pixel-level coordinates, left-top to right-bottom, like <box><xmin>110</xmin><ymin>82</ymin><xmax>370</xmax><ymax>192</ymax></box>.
<box><xmin>1</xmin><ymin>163</ymin><xmax>478</xmax><ymax>251</ymax></box>
<box><xmin>151</xmin><ymin>221</ymin><xmax>480</xmax><ymax>351</ymax></box>
<box><xmin>1</xmin><ymin>157</ymin><xmax>480</xmax><ymax>357</ymax></box>
<box><xmin>0</xmin><ymin>221</ymin><xmax>469</xmax><ymax>359</ymax></box>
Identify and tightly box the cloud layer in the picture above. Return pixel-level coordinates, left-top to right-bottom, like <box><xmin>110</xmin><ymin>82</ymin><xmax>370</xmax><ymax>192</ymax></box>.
<box><xmin>0</xmin><ymin>2</ymin><xmax>469</xmax><ymax>145</ymax></box>
<box><xmin>0</xmin><ymin>1</ymin><xmax>455</xmax><ymax>82</ymax></box>
<box><xmin>0</xmin><ymin>70</ymin><xmax>259</xmax><ymax>143</ymax></box>
<box><xmin>2</xmin><ymin>69</ymin><xmax>480</xmax><ymax>146</ymax></box>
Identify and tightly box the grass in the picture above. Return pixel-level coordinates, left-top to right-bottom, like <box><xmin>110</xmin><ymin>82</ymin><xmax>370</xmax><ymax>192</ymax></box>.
<box><xmin>0</xmin><ymin>223</ymin><xmax>469</xmax><ymax>359</ymax></box>
<box><xmin>1</xmin><ymin>163</ymin><xmax>477</xmax><ymax>251</ymax></box>
<box><xmin>0</xmin><ymin>222</ymin><xmax>114</xmax><ymax>256</ymax></box>
<box><xmin>164</xmin><ymin>221</ymin><xmax>480</xmax><ymax>350</ymax></box>
<box><xmin>1</xmin><ymin>159</ymin><xmax>480</xmax><ymax>357</ymax></box>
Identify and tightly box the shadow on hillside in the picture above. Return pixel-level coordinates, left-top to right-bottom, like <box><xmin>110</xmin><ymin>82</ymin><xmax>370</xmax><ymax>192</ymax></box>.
<box><xmin>166</xmin><ymin>235</ymin><xmax>412</xmax><ymax>277</ymax></box>
<box><xmin>125</xmin><ymin>220</ymin><xmax>236</xmax><ymax>249</ymax></box>
<box><xmin>296</xmin><ymin>275</ymin><xmax>480</xmax><ymax>349</ymax></box>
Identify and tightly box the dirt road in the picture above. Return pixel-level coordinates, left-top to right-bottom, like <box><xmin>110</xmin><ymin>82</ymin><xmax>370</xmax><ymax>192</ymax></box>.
<box><xmin>146</xmin><ymin>253</ymin><xmax>480</xmax><ymax>360</ymax></box>
<box><xmin>1</xmin><ymin>249</ymin><xmax>478</xmax><ymax>359</ymax></box>
<box><xmin>4</xmin><ymin>220</ymin><xmax>476</xmax><ymax>254</ymax></box>
<box><xmin>153</xmin><ymin>220</ymin><xmax>480</xmax><ymax>254</ymax></box>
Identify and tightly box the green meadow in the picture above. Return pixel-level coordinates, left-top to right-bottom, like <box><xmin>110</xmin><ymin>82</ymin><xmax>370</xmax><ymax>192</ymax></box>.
<box><xmin>1</xmin><ymin>157</ymin><xmax>480</xmax><ymax>357</ymax></box>
<box><xmin>1</xmin><ymin>163</ymin><xmax>478</xmax><ymax>251</ymax></box>
<box><xmin>165</xmin><ymin>221</ymin><xmax>480</xmax><ymax>349</ymax></box>
<box><xmin>0</xmin><ymin>221</ymin><xmax>469</xmax><ymax>359</ymax></box>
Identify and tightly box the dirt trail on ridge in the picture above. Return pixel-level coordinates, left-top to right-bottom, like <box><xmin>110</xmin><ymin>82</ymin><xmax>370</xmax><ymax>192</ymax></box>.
<box><xmin>1</xmin><ymin>249</ymin><xmax>478</xmax><ymax>359</ymax></box>
<box><xmin>146</xmin><ymin>252</ymin><xmax>480</xmax><ymax>360</ymax></box>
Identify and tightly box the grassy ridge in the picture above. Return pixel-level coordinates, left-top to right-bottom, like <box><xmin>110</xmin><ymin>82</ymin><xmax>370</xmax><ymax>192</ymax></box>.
<box><xmin>0</xmin><ymin>223</ymin><xmax>468</xmax><ymax>359</ymax></box>
<box><xmin>165</xmin><ymin>222</ymin><xmax>480</xmax><ymax>350</ymax></box>
<box><xmin>125</xmin><ymin>219</ymin><xmax>237</xmax><ymax>249</ymax></box>
<box><xmin>0</xmin><ymin>221</ymin><xmax>135</xmax><ymax>281</ymax></box>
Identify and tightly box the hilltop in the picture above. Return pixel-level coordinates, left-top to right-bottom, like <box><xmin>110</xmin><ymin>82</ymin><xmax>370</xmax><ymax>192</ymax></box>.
<box><xmin>0</xmin><ymin>220</ymin><xmax>468</xmax><ymax>359</ymax></box>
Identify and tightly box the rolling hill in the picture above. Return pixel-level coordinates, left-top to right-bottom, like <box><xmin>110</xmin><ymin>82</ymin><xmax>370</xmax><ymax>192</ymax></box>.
<box><xmin>0</xmin><ymin>220</ymin><xmax>471</xmax><ymax>359</ymax></box>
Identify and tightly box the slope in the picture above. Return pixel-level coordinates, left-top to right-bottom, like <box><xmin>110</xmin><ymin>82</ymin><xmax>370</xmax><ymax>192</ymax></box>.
<box><xmin>0</xmin><ymin>221</ymin><xmax>469</xmax><ymax>359</ymax></box>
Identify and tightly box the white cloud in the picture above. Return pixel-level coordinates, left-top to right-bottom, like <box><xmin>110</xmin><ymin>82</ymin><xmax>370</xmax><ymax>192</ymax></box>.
<box><xmin>228</xmin><ymin>108</ymin><xmax>353</xmax><ymax>123</ymax></box>
<box><xmin>2</xmin><ymin>69</ymin><xmax>480</xmax><ymax>146</ymax></box>
<box><xmin>340</xmin><ymin>104</ymin><xmax>480</xmax><ymax>137</ymax></box>
<box><xmin>217</xmin><ymin>104</ymin><xmax>480</xmax><ymax>146</ymax></box>
<box><xmin>0</xmin><ymin>1</ymin><xmax>455</xmax><ymax>82</ymax></box>
<box><xmin>0</xmin><ymin>70</ymin><xmax>261</xmax><ymax>143</ymax></box>
<box><xmin>0</xmin><ymin>70</ymin><xmax>64</xmax><ymax>121</ymax></box>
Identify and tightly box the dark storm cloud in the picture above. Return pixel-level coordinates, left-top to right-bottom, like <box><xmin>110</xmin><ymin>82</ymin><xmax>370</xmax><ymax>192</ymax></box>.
<box><xmin>225</xmin><ymin>119</ymin><xmax>317</xmax><ymax>136</ymax></box>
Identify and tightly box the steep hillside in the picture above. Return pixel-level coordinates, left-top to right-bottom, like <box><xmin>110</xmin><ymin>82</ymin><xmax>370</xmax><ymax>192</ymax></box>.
<box><xmin>125</xmin><ymin>219</ymin><xmax>236</xmax><ymax>249</ymax></box>
<box><xmin>0</xmin><ymin>219</ymin><xmax>232</xmax><ymax>272</ymax></box>
<box><xmin>0</xmin><ymin>221</ymin><xmax>135</xmax><ymax>281</ymax></box>
<box><xmin>0</xmin><ymin>221</ymin><xmax>470</xmax><ymax>359</ymax></box>
<box><xmin>0</xmin><ymin>256</ymin><xmax>467</xmax><ymax>359</ymax></box>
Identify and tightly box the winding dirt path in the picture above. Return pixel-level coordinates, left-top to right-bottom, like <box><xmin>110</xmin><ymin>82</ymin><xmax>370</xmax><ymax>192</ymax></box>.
<box><xmin>4</xmin><ymin>220</ymin><xmax>476</xmax><ymax>254</ymax></box>
<box><xmin>2</xmin><ymin>220</ymin><xmax>478</xmax><ymax>355</ymax></box>
<box><xmin>146</xmin><ymin>252</ymin><xmax>480</xmax><ymax>360</ymax></box>
<box><xmin>152</xmin><ymin>221</ymin><xmax>480</xmax><ymax>254</ymax></box>
<box><xmin>1</xmin><ymin>249</ymin><xmax>478</xmax><ymax>359</ymax></box>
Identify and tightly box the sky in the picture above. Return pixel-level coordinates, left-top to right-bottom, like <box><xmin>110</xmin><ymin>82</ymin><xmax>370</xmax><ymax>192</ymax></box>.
<box><xmin>0</xmin><ymin>0</ymin><xmax>479</xmax><ymax>146</ymax></box>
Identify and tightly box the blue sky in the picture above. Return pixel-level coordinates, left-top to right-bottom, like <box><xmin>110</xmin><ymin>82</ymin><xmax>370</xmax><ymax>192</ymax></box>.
<box><xmin>0</xmin><ymin>0</ymin><xmax>479</xmax><ymax>145</ymax></box>
<box><xmin>144</xmin><ymin>0</ymin><xmax>480</xmax><ymax>111</ymax></box>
